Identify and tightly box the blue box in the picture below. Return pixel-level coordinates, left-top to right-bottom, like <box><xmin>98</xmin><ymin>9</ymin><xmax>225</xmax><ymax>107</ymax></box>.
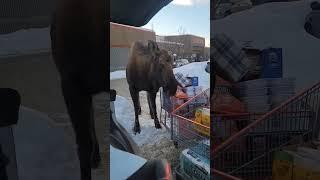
<box><xmin>191</xmin><ymin>77</ymin><xmax>199</xmax><ymax>86</ymax></box>
<box><xmin>261</xmin><ymin>48</ymin><xmax>283</xmax><ymax>78</ymax></box>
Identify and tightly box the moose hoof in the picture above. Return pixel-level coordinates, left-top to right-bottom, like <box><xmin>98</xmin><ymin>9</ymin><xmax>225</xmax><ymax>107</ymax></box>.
<box><xmin>155</xmin><ymin>121</ymin><xmax>162</xmax><ymax>129</ymax></box>
<box><xmin>133</xmin><ymin>125</ymin><xmax>141</xmax><ymax>134</ymax></box>
<box><xmin>150</xmin><ymin>114</ymin><xmax>155</xmax><ymax>119</ymax></box>
<box><xmin>91</xmin><ymin>152</ymin><xmax>101</xmax><ymax>169</ymax></box>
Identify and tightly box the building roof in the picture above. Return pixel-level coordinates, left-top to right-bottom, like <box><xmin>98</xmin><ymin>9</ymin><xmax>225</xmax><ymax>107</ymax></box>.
<box><xmin>164</xmin><ymin>34</ymin><xmax>205</xmax><ymax>40</ymax></box>
<box><xmin>156</xmin><ymin>40</ymin><xmax>184</xmax><ymax>46</ymax></box>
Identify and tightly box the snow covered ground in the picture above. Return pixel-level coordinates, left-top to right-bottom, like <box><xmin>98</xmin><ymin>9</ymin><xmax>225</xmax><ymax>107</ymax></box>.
<box><xmin>0</xmin><ymin>28</ymin><xmax>51</xmax><ymax>57</ymax></box>
<box><xmin>110</xmin><ymin>70</ymin><xmax>127</xmax><ymax>80</ymax></box>
<box><xmin>212</xmin><ymin>0</ymin><xmax>320</xmax><ymax>91</ymax></box>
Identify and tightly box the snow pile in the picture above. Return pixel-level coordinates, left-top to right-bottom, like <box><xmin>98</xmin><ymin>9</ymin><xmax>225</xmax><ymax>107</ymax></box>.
<box><xmin>114</xmin><ymin>95</ymin><xmax>170</xmax><ymax>146</ymax></box>
<box><xmin>173</xmin><ymin>61</ymin><xmax>210</xmax><ymax>89</ymax></box>
<box><xmin>212</xmin><ymin>0</ymin><xmax>320</xmax><ymax>91</ymax></box>
<box><xmin>110</xmin><ymin>70</ymin><xmax>126</xmax><ymax>80</ymax></box>
<box><xmin>0</xmin><ymin>28</ymin><xmax>51</xmax><ymax>57</ymax></box>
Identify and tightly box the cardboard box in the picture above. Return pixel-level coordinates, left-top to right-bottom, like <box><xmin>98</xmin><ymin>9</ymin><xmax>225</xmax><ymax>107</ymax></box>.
<box><xmin>194</xmin><ymin>107</ymin><xmax>210</xmax><ymax>137</ymax></box>
<box><xmin>272</xmin><ymin>151</ymin><xmax>293</xmax><ymax>180</ymax></box>
<box><xmin>272</xmin><ymin>144</ymin><xmax>320</xmax><ymax>180</ymax></box>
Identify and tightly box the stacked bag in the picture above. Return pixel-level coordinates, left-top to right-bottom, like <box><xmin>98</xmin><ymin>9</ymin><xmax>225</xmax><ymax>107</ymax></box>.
<box><xmin>212</xmin><ymin>33</ymin><xmax>296</xmax><ymax>113</ymax></box>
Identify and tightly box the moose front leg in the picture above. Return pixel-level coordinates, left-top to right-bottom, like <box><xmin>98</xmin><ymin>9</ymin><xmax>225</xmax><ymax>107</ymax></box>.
<box><xmin>149</xmin><ymin>92</ymin><xmax>161</xmax><ymax>129</ymax></box>
<box><xmin>129</xmin><ymin>86</ymin><xmax>141</xmax><ymax>134</ymax></box>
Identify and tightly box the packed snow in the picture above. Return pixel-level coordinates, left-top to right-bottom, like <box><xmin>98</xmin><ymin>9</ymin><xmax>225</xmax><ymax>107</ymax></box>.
<box><xmin>114</xmin><ymin>95</ymin><xmax>170</xmax><ymax>146</ymax></box>
<box><xmin>110</xmin><ymin>70</ymin><xmax>126</xmax><ymax>80</ymax></box>
<box><xmin>212</xmin><ymin>0</ymin><xmax>320</xmax><ymax>91</ymax></box>
<box><xmin>0</xmin><ymin>28</ymin><xmax>50</xmax><ymax>57</ymax></box>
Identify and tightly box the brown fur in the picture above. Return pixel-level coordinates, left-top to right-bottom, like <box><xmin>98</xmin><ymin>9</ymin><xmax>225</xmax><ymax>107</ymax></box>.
<box><xmin>126</xmin><ymin>41</ymin><xmax>178</xmax><ymax>134</ymax></box>
<box><xmin>50</xmin><ymin>0</ymin><xmax>106</xmax><ymax>179</ymax></box>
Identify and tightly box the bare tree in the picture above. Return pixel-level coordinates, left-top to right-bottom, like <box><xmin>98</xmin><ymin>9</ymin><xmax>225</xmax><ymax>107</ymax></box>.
<box><xmin>177</xmin><ymin>26</ymin><xmax>186</xmax><ymax>35</ymax></box>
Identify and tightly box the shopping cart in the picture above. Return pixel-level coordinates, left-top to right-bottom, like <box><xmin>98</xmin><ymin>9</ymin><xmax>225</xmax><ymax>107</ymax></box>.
<box><xmin>212</xmin><ymin>81</ymin><xmax>320</xmax><ymax>180</ymax></box>
<box><xmin>159</xmin><ymin>86</ymin><xmax>205</xmax><ymax>130</ymax></box>
<box><xmin>171</xmin><ymin>88</ymin><xmax>210</xmax><ymax>159</ymax></box>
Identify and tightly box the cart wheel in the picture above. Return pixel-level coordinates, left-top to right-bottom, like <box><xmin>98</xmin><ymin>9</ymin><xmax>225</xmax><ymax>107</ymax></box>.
<box><xmin>174</xmin><ymin>141</ymin><xmax>178</xmax><ymax>148</ymax></box>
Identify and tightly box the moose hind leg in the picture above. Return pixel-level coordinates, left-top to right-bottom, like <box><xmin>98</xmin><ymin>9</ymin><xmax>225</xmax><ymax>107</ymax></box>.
<box><xmin>149</xmin><ymin>92</ymin><xmax>161</xmax><ymax>129</ymax></box>
<box><xmin>129</xmin><ymin>87</ymin><xmax>141</xmax><ymax>134</ymax></box>
<box><xmin>61</xmin><ymin>79</ymin><xmax>92</xmax><ymax>180</ymax></box>
<box><xmin>147</xmin><ymin>93</ymin><xmax>155</xmax><ymax>119</ymax></box>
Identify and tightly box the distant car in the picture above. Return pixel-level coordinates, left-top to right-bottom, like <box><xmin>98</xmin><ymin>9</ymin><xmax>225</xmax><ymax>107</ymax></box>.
<box><xmin>174</xmin><ymin>59</ymin><xmax>189</xmax><ymax>68</ymax></box>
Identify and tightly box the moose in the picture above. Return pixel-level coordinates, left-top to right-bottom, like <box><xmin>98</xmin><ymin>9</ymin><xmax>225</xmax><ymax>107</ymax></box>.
<box><xmin>50</xmin><ymin>0</ymin><xmax>106</xmax><ymax>179</ymax></box>
<box><xmin>126</xmin><ymin>40</ymin><xmax>178</xmax><ymax>134</ymax></box>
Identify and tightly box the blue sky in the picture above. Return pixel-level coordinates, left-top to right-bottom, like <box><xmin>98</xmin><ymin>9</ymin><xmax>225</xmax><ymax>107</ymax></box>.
<box><xmin>142</xmin><ymin>0</ymin><xmax>210</xmax><ymax>47</ymax></box>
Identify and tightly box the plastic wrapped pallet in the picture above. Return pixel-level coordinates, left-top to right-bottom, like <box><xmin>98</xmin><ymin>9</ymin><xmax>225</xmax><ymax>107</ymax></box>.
<box><xmin>180</xmin><ymin>144</ymin><xmax>210</xmax><ymax>180</ymax></box>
